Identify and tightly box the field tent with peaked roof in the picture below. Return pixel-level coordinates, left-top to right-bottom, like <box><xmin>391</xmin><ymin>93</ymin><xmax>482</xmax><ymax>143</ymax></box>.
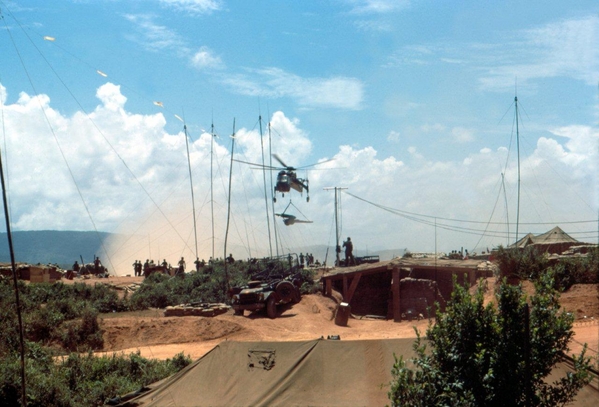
<box><xmin>509</xmin><ymin>226</ymin><xmax>581</xmax><ymax>254</ymax></box>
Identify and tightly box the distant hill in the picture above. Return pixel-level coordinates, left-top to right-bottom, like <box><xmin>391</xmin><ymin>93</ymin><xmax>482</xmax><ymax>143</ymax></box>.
<box><xmin>0</xmin><ymin>231</ymin><xmax>406</xmax><ymax>270</ymax></box>
<box><xmin>0</xmin><ymin>230</ymin><xmax>111</xmax><ymax>269</ymax></box>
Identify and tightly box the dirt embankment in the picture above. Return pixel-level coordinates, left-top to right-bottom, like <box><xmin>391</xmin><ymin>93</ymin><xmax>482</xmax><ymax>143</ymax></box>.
<box><xmin>90</xmin><ymin>276</ymin><xmax>598</xmax><ymax>361</ymax></box>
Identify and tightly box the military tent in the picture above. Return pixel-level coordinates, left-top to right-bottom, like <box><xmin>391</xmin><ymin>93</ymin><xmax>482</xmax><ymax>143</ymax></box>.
<box><xmin>115</xmin><ymin>338</ymin><xmax>598</xmax><ymax>407</ymax></box>
<box><xmin>509</xmin><ymin>226</ymin><xmax>581</xmax><ymax>254</ymax></box>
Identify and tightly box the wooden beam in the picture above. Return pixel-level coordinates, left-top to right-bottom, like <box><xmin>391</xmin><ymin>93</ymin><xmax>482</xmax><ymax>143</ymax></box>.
<box><xmin>345</xmin><ymin>272</ymin><xmax>362</xmax><ymax>303</ymax></box>
<box><xmin>325</xmin><ymin>278</ymin><xmax>332</xmax><ymax>296</ymax></box>
<box><xmin>392</xmin><ymin>267</ymin><xmax>401</xmax><ymax>322</ymax></box>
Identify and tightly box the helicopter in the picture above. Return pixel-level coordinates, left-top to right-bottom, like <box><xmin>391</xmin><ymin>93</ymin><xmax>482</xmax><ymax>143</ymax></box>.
<box><xmin>235</xmin><ymin>154</ymin><xmax>333</xmax><ymax>202</ymax></box>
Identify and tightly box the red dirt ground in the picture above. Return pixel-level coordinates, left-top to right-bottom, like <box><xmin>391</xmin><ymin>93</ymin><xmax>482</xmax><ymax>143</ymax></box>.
<box><xmin>66</xmin><ymin>275</ymin><xmax>598</xmax><ymax>362</ymax></box>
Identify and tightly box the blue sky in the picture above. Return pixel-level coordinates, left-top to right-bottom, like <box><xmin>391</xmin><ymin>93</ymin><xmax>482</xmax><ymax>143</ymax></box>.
<box><xmin>1</xmin><ymin>0</ymin><xmax>598</xmax><ymax>273</ymax></box>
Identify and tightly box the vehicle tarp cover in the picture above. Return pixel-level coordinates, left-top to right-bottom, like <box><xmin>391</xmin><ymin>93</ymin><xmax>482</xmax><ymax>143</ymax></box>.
<box><xmin>116</xmin><ymin>338</ymin><xmax>412</xmax><ymax>406</ymax></box>
<box><xmin>116</xmin><ymin>338</ymin><xmax>598</xmax><ymax>407</ymax></box>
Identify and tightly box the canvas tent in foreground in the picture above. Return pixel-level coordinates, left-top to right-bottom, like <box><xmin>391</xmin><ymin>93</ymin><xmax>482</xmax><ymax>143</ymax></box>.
<box><xmin>115</xmin><ymin>338</ymin><xmax>599</xmax><ymax>407</ymax></box>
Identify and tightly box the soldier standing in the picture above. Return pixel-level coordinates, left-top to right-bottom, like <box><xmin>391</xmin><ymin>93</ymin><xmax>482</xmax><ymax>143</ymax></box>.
<box><xmin>94</xmin><ymin>256</ymin><xmax>101</xmax><ymax>275</ymax></box>
<box><xmin>177</xmin><ymin>257</ymin><xmax>186</xmax><ymax>275</ymax></box>
<box><xmin>343</xmin><ymin>237</ymin><xmax>355</xmax><ymax>266</ymax></box>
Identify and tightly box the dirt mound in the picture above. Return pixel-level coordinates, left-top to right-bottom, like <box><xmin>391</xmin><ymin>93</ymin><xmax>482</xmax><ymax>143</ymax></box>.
<box><xmin>102</xmin><ymin>316</ymin><xmax>244</xmax><ymax>351</ymax></box>
<box><xmin>94</xmin><ymin>278</ymin><xmax>597</xmax><ymax>361</ymax></box>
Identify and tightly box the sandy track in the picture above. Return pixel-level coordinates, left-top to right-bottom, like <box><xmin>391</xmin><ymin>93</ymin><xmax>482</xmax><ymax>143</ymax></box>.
<box><xmin>90</xmin><ymin>276</ymin><xmax>598</xmax><ymax>362</ymax></box>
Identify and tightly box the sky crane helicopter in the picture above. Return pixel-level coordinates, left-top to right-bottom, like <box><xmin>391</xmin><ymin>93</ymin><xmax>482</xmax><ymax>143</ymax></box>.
<box><xmin>235</xmin><ymin>154</ymin><xmax>333</xmax><ymax>202</ymax></box>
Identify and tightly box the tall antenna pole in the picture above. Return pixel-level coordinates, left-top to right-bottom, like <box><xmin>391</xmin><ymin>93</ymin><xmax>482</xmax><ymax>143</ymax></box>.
<box><xmin>501</xmin><ymin>172</ymin><xmax>510</xmax><ymax>245</ymax></box>
<box><xmin>1</xmin><ymin>147</ymin><xmax>27</xmax><ymax>407</ymax></box>
<box><xmin>324</xmin><ymin>187</ymin><xmax>347</xmax><ymax>266</ymax></box>
<box><xmin>515</xmin><ymin>95</ymin><xmax>521</xmax><ymax>244</ymax></box>
<box><xmin>268</xmin><ymin>121</ymin><xmax>280</xmax><ymax>256</ymax></box>
<box><xmin>223</xmin><ymin>119</ymin><xmax>235</xmax><ymax>291</ymax></box>
<box><xmin>210</xmin><ymin>121</ymin><xmax>215</xmax><ymax>260</ymax></box>
<box><xmin>259</xmin><ymin>116</ymin><xmax>273</xmax><ymax>257</ymax></box>
<box><xmin>184</xmin><ymin>124</ymin><xmax>198</xmax><ymax>260</ymax></box>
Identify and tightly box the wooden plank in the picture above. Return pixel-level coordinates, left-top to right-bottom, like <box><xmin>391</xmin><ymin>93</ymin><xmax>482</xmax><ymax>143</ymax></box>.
<box><xmin>345</xmin><ymin>272</ymin><xmax>362</xmax><ymax>304</ymax></box>
<box><xmin>392</xmin><ymin>267</ymin><xmax>401</xmax><ymax>322</ymax></box>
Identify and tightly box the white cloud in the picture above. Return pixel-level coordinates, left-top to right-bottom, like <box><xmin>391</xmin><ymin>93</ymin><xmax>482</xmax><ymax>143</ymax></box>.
<box><xmin>158</xmin><ymin>0</ymin><xmax>222</xmax><ymax>15</ymax></box>
<box><xmin>346</xmin><ymin>0</ymin><xmax>411</xmax><ymax>14</ymax></box>
<box><xmin>479</xmin><ymin>16</ymin><xmax>599</xmax><ymax>90</ymax></box>
<box><xmin>190</xmin><ymin>46</ymin><xmax>224</xmax><ymax>69</ymax></box>
<box><xmin>96</xmin><ymin>83</ymin><xmax>127</xmax><ymax>111</ymax></box>
<box><xmin>451</xmin><ymin>127</ymin><xmax>475</xmax><ymax>143</ymax></box>
<box><xmin>0</xmin><ymin>83</ymin><xmax>595</xmax><ymax>273</ymax></box>
<box><xmin>0</xmin><ymin>83</ymin><xmax>6</xmax><ymax>104</ymax></box>
<box><xmin>354</xmin><ymin>20</ymin><xmax>393</xmax><ymax>33</ymax></box>
<box><xmin>420</xmin><ymin>123</ymin><xmax>445</xmax><ymax>133</ymax></box>
<box><xmin>124</xmin><ymin>14</ymin><xmax>188</xmax><ymax>52</ymax></box>
<box><xmin>388</xmin><ymin>16</ymin><xmax>599</xmax><ymax>91</ymax></box>
<box><xmin>387</xmin><ymin>130</ymin><xmax>400</xmax><ymax>142</ymax></box>
<box><xmin>222</xmin><ymin>67</ymin><xmax>364</xmax><ymax>110</ymax></box>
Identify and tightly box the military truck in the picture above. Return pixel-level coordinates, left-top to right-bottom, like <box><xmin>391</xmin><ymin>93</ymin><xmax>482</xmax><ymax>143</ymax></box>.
<box><xmin>228</xmin><ymin>254</ymin><xmax>304</xmax><ymax>319</ymax></box>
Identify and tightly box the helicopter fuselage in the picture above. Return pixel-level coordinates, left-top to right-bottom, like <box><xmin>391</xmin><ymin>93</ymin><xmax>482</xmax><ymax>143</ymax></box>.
<box><xmin>275</xmin><ymin>170</ymin><xmax>307</xmax><ymax>194</ymax></box>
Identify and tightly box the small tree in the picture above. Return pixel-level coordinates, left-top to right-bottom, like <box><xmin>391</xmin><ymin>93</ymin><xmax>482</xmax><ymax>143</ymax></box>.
<box><xmin>388</xmin><ymin>272</ymin><xmax>592</xmax><ymax>407</ymax></box>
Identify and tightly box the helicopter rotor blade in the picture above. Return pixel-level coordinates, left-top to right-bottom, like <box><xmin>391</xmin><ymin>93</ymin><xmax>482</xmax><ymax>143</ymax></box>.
<box><xmin>296</xmin><ymin>157</ymin><xmax>336</xmax><ymax>170</ymax></box>
<box><xmin>233</xmin><ymin>158</ymin><xmax>281</xmax><ymax>170</ymax></box>
<box><xmin>272</xmin><ymin>154</ymin><xmax>293</xmax><ymax>169</ymax></box>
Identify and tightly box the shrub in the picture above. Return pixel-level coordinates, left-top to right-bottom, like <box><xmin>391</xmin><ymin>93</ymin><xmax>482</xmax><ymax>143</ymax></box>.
<box><xmin>388</xmin><ymin>272</ymin><xmax>592</xmax><ymax>407</ymax></box>
<box><xmin>495</xmin><ymin>245</ymin><xmax>550</xmax><ymax>281</ymax></box>
<box><xmin>59</xmin><ymin>307</ymin><xmax>103</xmax><ymax>352</ymax></box>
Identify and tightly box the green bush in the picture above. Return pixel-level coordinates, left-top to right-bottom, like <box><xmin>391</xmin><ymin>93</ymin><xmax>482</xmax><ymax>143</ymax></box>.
<box><xmin>59</xmin><ymin>307</ymin><xmax>103</xmax><ymax>352</ymax></box>
<box><xmin>495</xmin><ymin>245</ymin><xmax>550</xmax><ymax>281</ymax></box>
<box><xmin>0</xmin><ymin>346</ymin><xmax>191</xmax><ymax>407</ymax></box>
<box><xmin>388</xmin><ymin>272</ymin><xmax>592</xmax><ymax>407</ymax></box>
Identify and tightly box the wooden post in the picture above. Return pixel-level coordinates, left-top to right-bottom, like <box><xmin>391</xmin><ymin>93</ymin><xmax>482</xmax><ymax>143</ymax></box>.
<box><xmin>345</xmin><ymin>273</ymin><xmax>362</xmax><ymax>304</ymax></box>
<box><xmin>325</xmin><ymin>279</ymin><xmax>332</xmax><ymax>296</ymax></box>
<box><xmin>392</xmin><ymin>267</ymin><xmax>401</xmax><ymax>322</ymax></box>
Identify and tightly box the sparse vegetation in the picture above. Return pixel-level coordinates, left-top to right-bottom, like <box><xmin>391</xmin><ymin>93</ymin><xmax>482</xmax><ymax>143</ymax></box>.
<box><xmin>0</xmin><ymin>257</ymin><xmax>317</xmax><ymax>406</ymax></box>
<box><xmin>494</xmin><ymin>246</ymin><xmax>598</xmax><ymax>290</ymax></box>
<box><xmin>388</xmin><ymin>272</ymin><xmax>592</xmax><ymax>407</ymax></box>
<box><xmin>129</xmin><ymin>259</ymin><xmax>317</xmax><ymax>309</ymax></box>
<box><xmin>0</xmin><ymin>346</ymin><xmax>191</xmax><ymax>407</ymax></box>
<box><xmin>0</xmin><ymin>276</ymin><xmax>193</xmax><ymax>406</ymax></box>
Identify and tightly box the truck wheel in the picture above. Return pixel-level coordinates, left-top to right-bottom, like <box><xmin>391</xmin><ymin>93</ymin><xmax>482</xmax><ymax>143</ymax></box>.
<box><xmin>266</xmin><ymin>296</ymin><xmax>277</xmax><ymax>319</ymax></box>
<box><xmin>275</xmin><ymin>281</ymin><xmax>295</xmax><ymax>302</ymax></box>
<box><xmin>292</xmin><ymin>287</ymin><xmax>301</xmax><ymax>304</ymax></box>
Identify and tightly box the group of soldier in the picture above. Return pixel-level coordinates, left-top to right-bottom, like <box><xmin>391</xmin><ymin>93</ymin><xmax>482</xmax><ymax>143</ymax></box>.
<box><xmin>298</xmin><ymin>253</ymin><xmax>316</xmax><ymax>267</ymax></box>
<box><xmin>70</xmin><ymin>256</ymin><xmax>105</xmax><ymax>278</ymax></box>
<box><xmin>131</xmin><ymin>256</ymin><xmax>216</xmax><ymax>277</ymax></box>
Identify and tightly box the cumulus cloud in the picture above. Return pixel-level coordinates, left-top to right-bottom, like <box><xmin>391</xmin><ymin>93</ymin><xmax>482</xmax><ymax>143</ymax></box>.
<box><xmin>0</xmin><ymin>83</ymin><xmax>595</xmax><ymax>273</ymax></box>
